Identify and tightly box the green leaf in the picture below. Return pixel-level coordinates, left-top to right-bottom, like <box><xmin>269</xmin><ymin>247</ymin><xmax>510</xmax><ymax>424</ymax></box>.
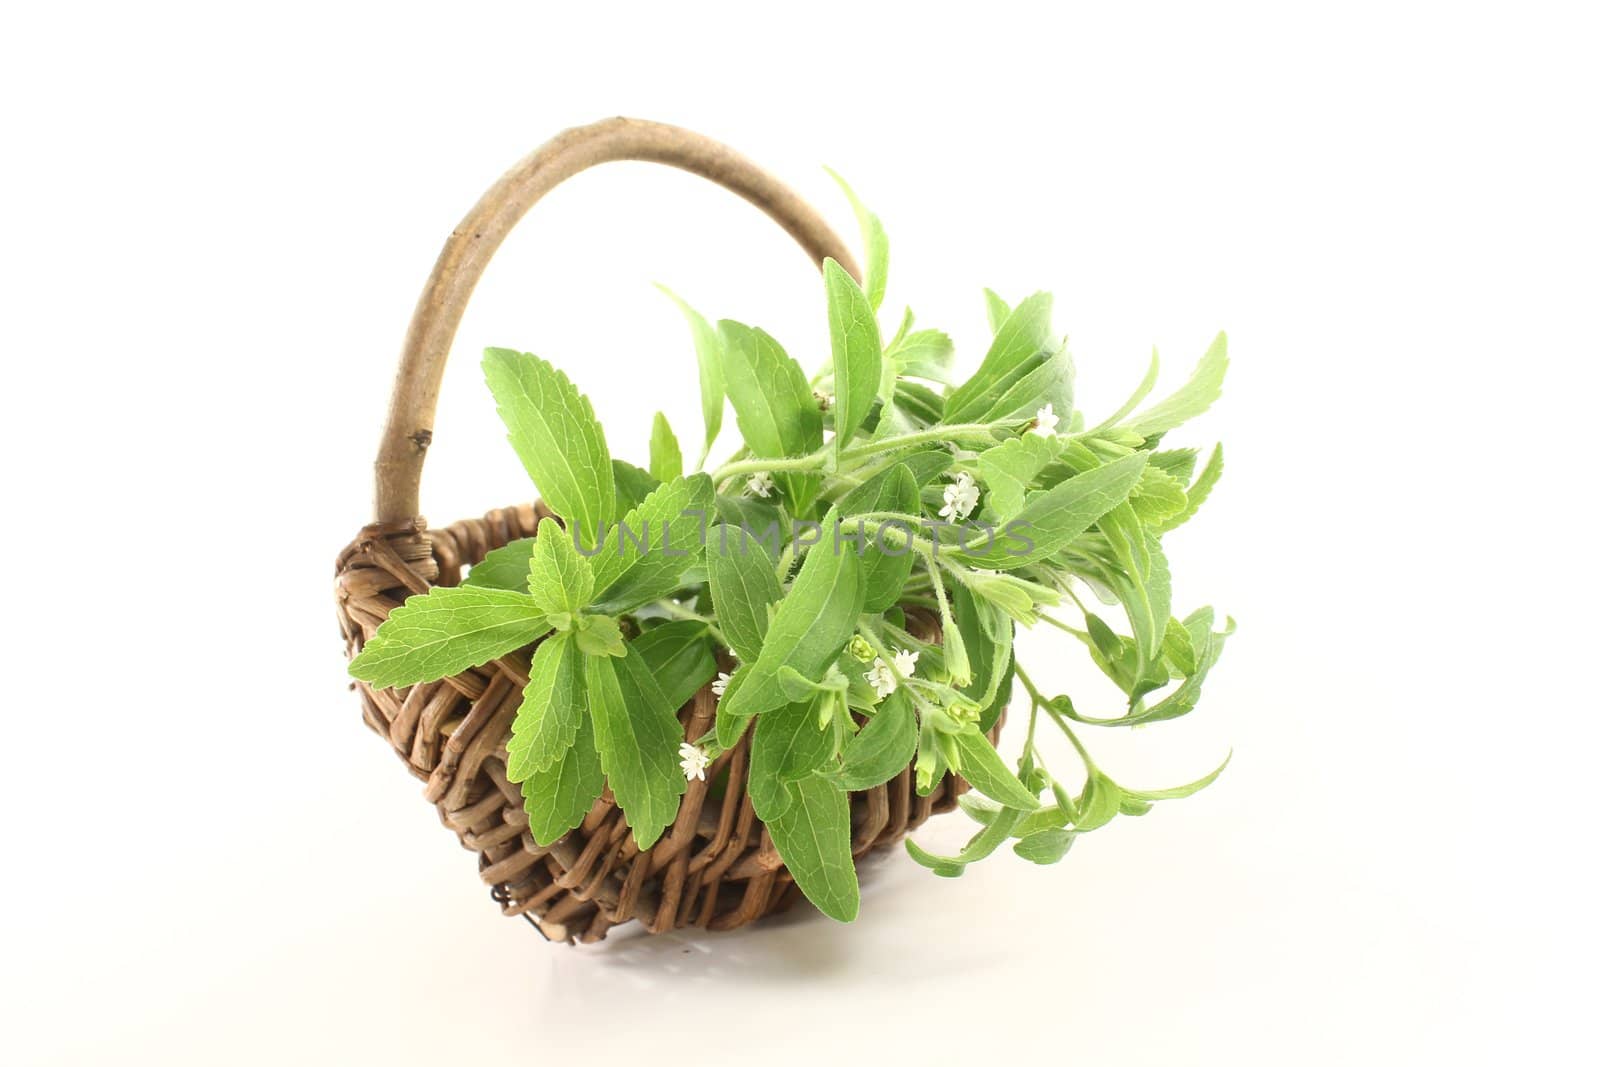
<box><xmin>713</xmin><ymin>662</ymin><xmax>754</xmax><ymax>749</ymax></box>
<box><xmin>973</xmin><ymin>344</ymin><xmax>1074</xmax><ymax>424</ymax></box>
<box><xmin>720</xmin><ymin>510</ymin><xmax>865</xmax><ymax>722</ymax></box>
<box><xmin>1162</xmin><ymin>615</ymin><xmax>1198</xmax><ymax>676</ymax></box>
<box><xmin>506</xmin><ymin>631</ymin><xmax>584</xmax><ymax>779</ymax></box>
<box><xmin>1004</xmin><ymin>799</ymin><xmax>1073</xmax><ymax>838</ymax></box>
<box><xmin>1063</xmin><ymin>609</ymin><xmax>1233</xmax><ymax>727</ymax></box>
<box><xmin>713</xmin><ymin>493</ymin><xmax>787</xmax><ymax>546</ymax></box>
<box><xmin>718</xmin><ymin>320</ymin><xmax>823</xmax><ymax>510</ymax></box>
<box><xmin>748</xmin><ymin>764</ymin><xmax>794</xmax><ymax>822</ymax></box>
<box><xmin>649</xmin><ymin>412</ymin><xmax>683</xmax><ymax>483</ymax></box>
<box><xmin>525</xmin><ymin>517</ymin><xmax>595</xmax><ymax>617</ymax></box>
<box><xmin>1122</xmin><ymin>751</ymin><xmax>1232</xmax><ymax>801</ymax></box>
<box><xmin>957</xmin><ymin>793</ymin><xmax>1004</xmax><ymax>826</ymax></box>
<box><xmin>951</xmin><ymin>582</ymin><xmax>1013</xmax><ymax>710</ymax></box>
<box><xmin>829</xmin><ymin>445</ymin><xmax>951</xmax><ymax>502</ymax></box>
<box><xmin>836</xmin><ymin>463</ymin><xmax>918</xmax><ymax>612</ymax></box>
<box><xmin>574</xmin><ymin>614</ymin><xmax>626</xmax><ymax>657</ymax></box>
<box><xmin>885</xmin><ymin>328</ymin><xmax>956</xmax><ymax>385</ymax></box>
<box><xmin>349</xmin><ymin>586</ymin><xmax>550</xmax><ymax>689</ymax></box>
<box><xmin>955</xmin><ymin>452</ymin><xmax>1148</xmax><ymax>571</ymax></box>
<box><xmin>749</xmin><ymin>696</ymin><xmax>835</xmax><ymax>820</ymax></box>
<box><xmin>482</xmin><ymin>348</ymin><xmax>614</xmax><ymax>550</ymax></box>
<box><xmin>1013</xmin><ymin>828</ymin><xmax>1075</xmax><ymax>865</ymax></box>
<box><xmin>705</xmin><ymin>523</ymin><xmax>784</xmax><ymax>663</ymax></box>
<box><xmin>961</xmin><ymin>569</ymin><xmax>1052</xmax><ymax>627</ymax></box>
<box><xmin>1149</xmin><ymin>447</ymin><xmax>1200</xmax><ymax>483</ymax></box>
<box><xmin>871</xmin><ymin>312</ymin><xmax>903</xmax><ymax>429</ymax></box>
<box><xmin>837</xmin><ymin>690</ymin><xmax>917</xmax><ymax>790</ymax></box>
<box><xmin>462</xmin><ymin>538</ymin><xmax>534</xmax><ymax>592</ymax></box>
<box><xmin>753</xmin><ymin>696</ymin><xmax>834</xmax><ymax>783</ymax></box>
<box><xmin>1123</xmin><ymin>331</ymin><xmax>1228</xmax><ymax>437</ymax></box>
<box><xmin>906</xmin><ymin>806</ymin><xmax>1023</xmax><ymax>877</ymax></box>
<box><xmin>521</xmin><ymin>712</ymin><xmax>605</xmax><ymax>846</ymax></box>
<box><xmin>977</xmin><ymin>434</ymin><xmax>1061</xmax><ymax>523</ymax></box>
<box><xmin>951</xmin><ymin>729</ymin><xmax>1039</xmax><ymax>810</ymax></box>
<box><xmin>766</xmin><ymin>774</ymin><xmax>859</xmax><ymax>921</ymax></box>
<box><xmin>1079</xmin><ymin>617</ymin><xmax>1139</xmax><ymax>696</ymax></box>
<box><xmin>939</xmin><ymin>604</ymin><xmax>972</xmax><ymax>688</ymax></box>
<box><xmin>1155</xmin><ymin>444</ymin><xmax>1224</xmax><ymax>534</ymax></box>
<box><xmin>893</xmin><ymin>380</ymin><xmax>946</xmax><ymax>427</ymax></box>
<box><xmin>1129</xmin><ymin>465</ymin><xmax>1189</xmax><ymax>524</ymax></box>
<box><xmin>776</xmin><ymin>665</ymin><xmax>849</xmax><ymax>702</ymax></box>
<box><xmin>945</xmin><ymin>293</ymin><xmax>1061</xmax><ymax>423</ymax></box>
<box><xmin>612</xmin><ymin>459</ymin><xmax>660</xmax><ymax>514</ymax></box>
<box><xmin>1120</xmin><ymin>794</ymin><xmax>1155</xmax><ymax>816</ymax></box>
<box><xmin>657</xmin><ymin>286</ymin><xmax>726</xmax><ymax>468</ymax></box>
<box><xmin>1073</xmin><ymin>772</ymin><xmax>1122</xmax><ymax>832</ymax></box>
<box><xmin>587</xmin><ymin>649</ymin><xmax>686</xmax><ymax>849</ymax></box>
<box><xmin>587</xmin><ymin>474</ymin><xmax>715</xmax><ymax>614</ymax></box>
<box><xmin>631</xmin><ymin>621</ymin><xmax>717</xmax><ymax>712</ymax></box>
<box><xmin>1097</xmin><ymin>505</ymin><xmax>1172</xmax><ymax>683</ymax></box>
<box><xmin>825</xmin><ymin>168</ymin><xmax>888</xmax><ymax>311</ymax></box>
<box><xmin>1088</xmin><ymin>348</ymin><xmax>1161</xmax><ymax>434</ymax></box>
<box><xmin>914</xmin><ymin>714</ymin><xmax>951</xmax><ymax>795</ymax></box>
<box><xmin>978</xmin><ymin>654</ymin><xmax>1013</xmax><ymax>734</ymax></box>
<box><xmin>983</xmin><ymin>289</ymin><xmax>1011</xmax><ymax>334</ymax></box>
<box><xmin>824</xmin><ymin>258</ymin><xmax>883</xmax><ymax>452</ymax></box>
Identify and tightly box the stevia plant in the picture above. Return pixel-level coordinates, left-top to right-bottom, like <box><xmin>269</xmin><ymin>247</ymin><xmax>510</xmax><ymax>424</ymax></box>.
<box><xmin>349</xmin><ymin>177</ymin><xmax>1233</xmax><ymax>922</ymax></box>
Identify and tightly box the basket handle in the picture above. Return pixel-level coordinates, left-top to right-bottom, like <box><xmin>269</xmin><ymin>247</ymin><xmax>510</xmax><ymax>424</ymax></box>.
<box><xmin>373</xmin><ymin>116</ymin><xmax>861</xmax><ymax>523</ymax></box>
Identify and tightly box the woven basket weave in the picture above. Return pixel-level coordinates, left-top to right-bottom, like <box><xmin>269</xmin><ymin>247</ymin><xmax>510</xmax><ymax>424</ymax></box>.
<box><xmin>335</xmin><ymin>118</ymin><xmax>985</xmax><ymax>943</ymax></box>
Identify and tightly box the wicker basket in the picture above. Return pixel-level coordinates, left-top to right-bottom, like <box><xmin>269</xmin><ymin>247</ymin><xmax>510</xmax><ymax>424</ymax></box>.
<box><xmin>335</xmin><ymin>118</ymin><xmax>985</xmax><ymax>943</ymax></box>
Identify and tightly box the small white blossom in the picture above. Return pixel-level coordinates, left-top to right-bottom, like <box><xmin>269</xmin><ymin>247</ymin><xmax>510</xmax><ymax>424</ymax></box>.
<box><xmin>711</xmin><ymin>671</ymin><xmax>731</xmax><ymax>698</ymax></box>
<box><xmin>814</xmin><ymin>390</ymin><xmax>834</xmax><ymax>412</ymax></box>
<box><xmin>864</xmin><ymin>657</ymin><xmax>898</xmax><ymax>699</ymax></box>
<box><xmin>1031</xmin><ymin>402</ymin><xmax>1059</xmax><ymax>436</ymax></box>
<box><xmin>939</xmin><ymin>471</ymin><xmax>980</xmax><ymax>521</ymax></box>
<box><xmin>892</xmin><ymin>647</ymin><xmax>920</xmax><ymax>678</ymax></box>
<box><xmin>678</xmin><ymin>742</ymin><xmax>712</xmax><ymax>782</ymax></box>
<box><xmin>746</xmin><ymin>471</ymin><xmax>775</xmax><ymax>498</ymax></box>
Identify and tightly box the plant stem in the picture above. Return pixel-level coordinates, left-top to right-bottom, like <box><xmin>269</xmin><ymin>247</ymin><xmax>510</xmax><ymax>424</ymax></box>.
<box><xmin>1019</xmin><ymin>672</ymin><xmax>1043</xmax><ymax>775</ymax></box>
<box><xmin>655</xmin><ymin>599</ymin><xmax>729</xmax><ymax>647</ymax></box>
<box><xmin>840</xmin><ymin>422</ymin><xmax>1010</xmax><ymax>462</ymax></box>
<box><xmin>921</xmin><ymin>544</ymin><xmax>959</xmax><ymax>646</ymax></box>
<box><xmin>711</xmin><ymin>452</ymin><xmax>829</xmax><ymax>483</ymax></box>
<box><xmin>709</xmin><ymin>421</ymin><xmax>1013</xmax><ymax>484</ymax></box>
<box><xmin>1037</xmin><ymin>613</ymin><xmax>1091</xmax><ymax>642</ymax></box>
<box><xmin>1014</xmin><ymin>661</ymin><xmax>1046</xmax><ymax>705</ymax></box>
<box><xmin>1028</xmin><ymin>676</ymin><xmax>1097</xmax><ymax>772</ymax></box>
<box><xmin>1016</xmin><ymin>660</ymin><xmax>1095</xmax><ymax>770</ymax></box>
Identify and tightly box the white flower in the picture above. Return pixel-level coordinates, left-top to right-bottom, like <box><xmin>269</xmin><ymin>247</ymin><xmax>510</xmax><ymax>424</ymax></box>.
<box><xmin>746</xmin><ymin>471</ymin><xmax>775</xmax><ymax>498</ymax></box>
<box><xmin>864</xmin><ymin>657</ymin><xmax>897</xmax><ymax>699</ymax></box>
<box><xmin>711</xmin><ymin>671</ymin><xmax>731</xmax><ymax>698</ymax></box>
<box><xmin>678</xmin><ymin>742</ymin><xmax>712</xmax><ymax>782</ymax></box>
<box><xmin>892</xmin><ymin>647</ymin><xmax>919</xmax><ymax>678</ymax></box>
<box><xmin>1031</xmin><ymin>403</ymin><xmax>1059</xmax><ymax>436</ymax></box>
<box><xmin>814</xmin><ymin>390</ymin><xmax>834</xmax><ymax>412</ymax></box>
<box><xmin>939</xmin><ymin>471</ymin><xmax>980</xmax><ymax>521</ymax></box>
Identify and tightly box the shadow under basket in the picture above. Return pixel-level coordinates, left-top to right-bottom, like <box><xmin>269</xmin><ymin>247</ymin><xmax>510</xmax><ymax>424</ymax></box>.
<box><xmin>334</xmin><ymin>118</ymin><xmax>996</xmax><ymax>943</ymax></box>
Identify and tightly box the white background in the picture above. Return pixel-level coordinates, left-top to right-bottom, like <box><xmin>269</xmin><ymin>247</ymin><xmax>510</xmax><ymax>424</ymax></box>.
<box><xmin>4</xmin><ymin>3</ymin><xmax>1596</xmax><ymax>1063</ymax></box>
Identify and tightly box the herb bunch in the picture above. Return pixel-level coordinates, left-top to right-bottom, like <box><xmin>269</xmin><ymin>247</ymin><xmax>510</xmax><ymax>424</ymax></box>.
<box><xmin>349</xmin><ymin>177</ymin><xmax>1233</xmax><ymax>922</ymax></box>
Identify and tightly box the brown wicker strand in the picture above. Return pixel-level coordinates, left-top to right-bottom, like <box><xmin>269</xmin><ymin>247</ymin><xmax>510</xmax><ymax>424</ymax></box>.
<box><xmin>373</xmin><ymin>116</ymin><xmax>861</xmax><ymax>524</ymax></box>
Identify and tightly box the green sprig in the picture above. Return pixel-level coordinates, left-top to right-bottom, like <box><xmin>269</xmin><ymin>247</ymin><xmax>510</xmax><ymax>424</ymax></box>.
<box><xmin>346</xmin><ymin>176</ymin><xmax>1234</xmax><ymax>921</ymax></box>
